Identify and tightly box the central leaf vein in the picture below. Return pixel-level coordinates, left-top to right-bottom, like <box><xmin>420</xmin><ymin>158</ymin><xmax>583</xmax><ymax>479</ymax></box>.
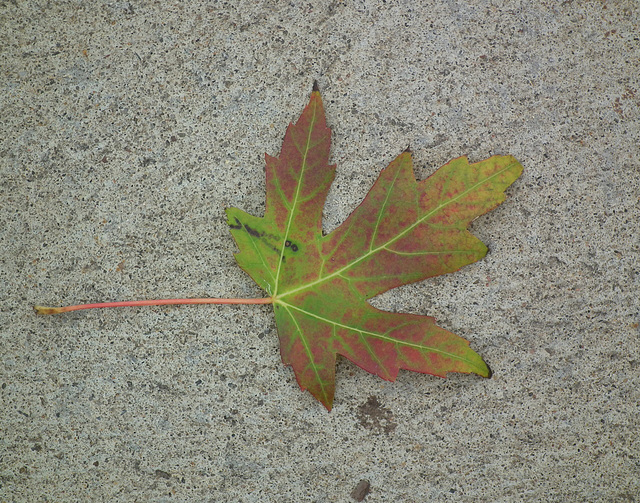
<box><xmin>273</xmin><ymin>105</ymin><xmax>317</xmax><ymax>296</ymax></box>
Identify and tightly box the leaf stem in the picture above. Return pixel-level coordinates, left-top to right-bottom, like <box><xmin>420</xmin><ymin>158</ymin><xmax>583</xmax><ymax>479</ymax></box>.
<box><xmin>34</xmin><ymin>297</ymin><xmax>273</xmax><ymax>315</ymax></box>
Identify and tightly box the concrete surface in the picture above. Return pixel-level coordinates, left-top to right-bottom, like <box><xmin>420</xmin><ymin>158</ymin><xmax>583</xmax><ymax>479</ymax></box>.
<box><xmin>1</xmin><ymin>1</ymin><xmax>639</xmax><ymax>501</ymax></box>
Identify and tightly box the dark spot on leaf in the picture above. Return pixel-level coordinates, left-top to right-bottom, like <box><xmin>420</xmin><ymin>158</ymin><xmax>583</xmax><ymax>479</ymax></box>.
<box><xmin>228</xmin><ymin>218</ymin><xmax>242</xmax><ymax>230</ymax></box>
<box><xmin>285</xmin><ymin>240</ymin><xmax>291</xmax><ymax>247</ymax></box>
<box><xmin>244</xmin><ymin>224</ymin><xmax>262</xmax><ymax>238</ymax></box>
<box><xmin>356</xmin><ymin>396</ymin><xmax>396</xmax><ymax>434</ymax></box>
<box><xmin>351</xmin><ymin>479</ymin><xmax>370</xmax><ymax>501</ymax></box>
<box><xmin>291</xmin><ymin>244</ymin><xmax>298</xmax><ymax>252</ymax></box>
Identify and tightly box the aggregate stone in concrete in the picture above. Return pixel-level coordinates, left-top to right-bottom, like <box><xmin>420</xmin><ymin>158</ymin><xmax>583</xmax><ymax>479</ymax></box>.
<box><xmin>1</xmin><ymin>2</ymin><xmax>639</xmax><ymax>502</ymax></box>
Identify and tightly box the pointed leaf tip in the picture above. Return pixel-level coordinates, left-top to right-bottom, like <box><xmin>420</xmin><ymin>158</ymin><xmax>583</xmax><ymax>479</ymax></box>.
<box><xmin>486</xmin><ymin>364</ymin><xmax>493</xmax><ymax>379</ymax></box>
<box><xmin>312</xmin><ymin>80</ymin><xmax>320</xmax><ymax>92</ymax></box>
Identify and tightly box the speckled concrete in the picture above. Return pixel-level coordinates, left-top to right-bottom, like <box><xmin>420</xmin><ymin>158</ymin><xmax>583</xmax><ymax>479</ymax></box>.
<box><xmin>1</xmin><ymin>2</ymin><xmax>639</xmax><ymax>502</ymax></box>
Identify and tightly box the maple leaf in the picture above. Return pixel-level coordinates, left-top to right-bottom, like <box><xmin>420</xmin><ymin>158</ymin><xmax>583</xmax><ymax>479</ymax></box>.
<box><xmin>35</xmin><ymin>83</ymin><xmax>522</xmax><ymax>410</ymax></box>
<box><xmin>226</xmin><ymin>84</ymin><xmax>523</xmax><ymax>409</ymax></box>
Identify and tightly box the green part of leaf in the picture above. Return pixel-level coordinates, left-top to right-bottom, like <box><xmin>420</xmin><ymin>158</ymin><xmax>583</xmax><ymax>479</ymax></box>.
<box><xmin>226</xmin><ymin>88</ymin><xmax>523</xmax><ymax>410</ymax></box>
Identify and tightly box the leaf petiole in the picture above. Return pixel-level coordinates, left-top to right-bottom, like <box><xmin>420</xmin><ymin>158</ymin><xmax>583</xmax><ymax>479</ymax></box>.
<box><xmin>34</xmin><ymin>297</ymin><xmax>273</xmax><ymax>315</ymax></box>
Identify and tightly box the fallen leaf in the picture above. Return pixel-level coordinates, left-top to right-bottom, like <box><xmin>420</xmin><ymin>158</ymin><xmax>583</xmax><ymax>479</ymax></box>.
<box><xmin>226</xmin><ymin>83</ymin><xmax>523</xmax><ymax>409</ymax></box>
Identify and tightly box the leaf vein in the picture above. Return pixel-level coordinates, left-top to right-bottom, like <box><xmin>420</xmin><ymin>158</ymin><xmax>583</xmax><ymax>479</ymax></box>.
<box><xmin>277</xmin><ymin>300</ymin><xmax>480</xmax><ymax>369</ymax></box>
<box><xmin>274</xmin><ymin>105</ymin><xmax>318</xmax><ymax>295</ymax></box>
<box><xmin>279</xmin><ymin>160</ymin><xmax>519</xmax><ymax>300</ymax></box>
<box><xmin>281</xmin><ymin>303</ymin><xmax>330</xmax><ymax>402</ymax></box>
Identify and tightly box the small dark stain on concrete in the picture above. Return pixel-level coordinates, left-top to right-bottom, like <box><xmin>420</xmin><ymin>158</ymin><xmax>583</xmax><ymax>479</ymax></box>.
<box><xmin>357</xmin><ymin>395</ymin><xmax>396</xmax><ymax>434</ymax></box>
<box><xmin>351</xmin><ymin>479</ymin><xmax>371</xmax><ymax>501</ymax></box>
<box><xmin>155</xmin><ymin>469</ymin><xmax>171</xmax><ymax>479</ymax></box>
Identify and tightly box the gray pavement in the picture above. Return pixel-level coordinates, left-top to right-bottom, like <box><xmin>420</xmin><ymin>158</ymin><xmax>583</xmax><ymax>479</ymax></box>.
<box><xmin>1</xmin><ymin>1</ymin><xmax>639</xmax><ymax>501</ymax></box>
